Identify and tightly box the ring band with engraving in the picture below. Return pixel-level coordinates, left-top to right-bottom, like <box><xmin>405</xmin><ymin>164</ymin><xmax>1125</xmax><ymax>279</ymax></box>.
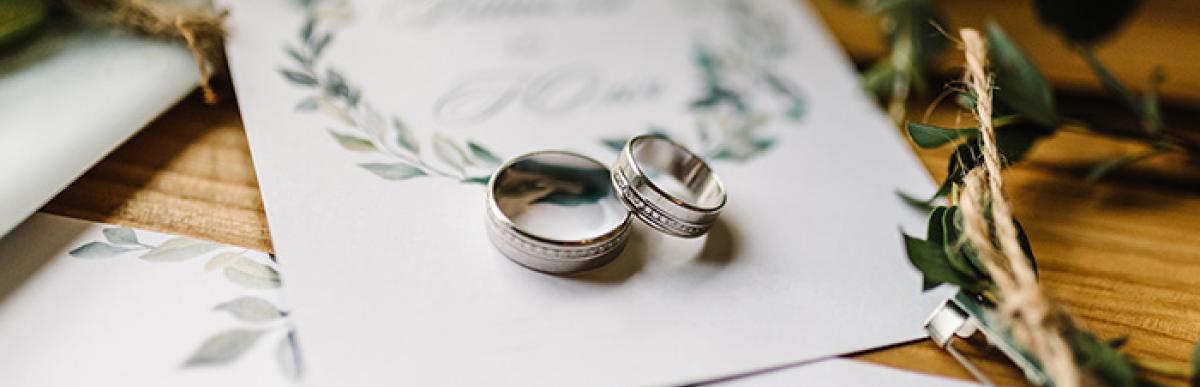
<box><xmin>611</xmin><ymin>134</ymin><xmax>727</xmax><ymax>238</ymax></box>
<box><xmin>487</xmin><ymin>150</ymin><xmax>632</xmax><ymax>274</ymax></box>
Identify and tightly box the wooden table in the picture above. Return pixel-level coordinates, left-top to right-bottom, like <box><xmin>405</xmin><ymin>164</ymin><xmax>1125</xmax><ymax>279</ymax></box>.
<box><xmin>38</xmin><ymin>1</ymin><xmax>1200</xmax><ymax>385</ymax></box>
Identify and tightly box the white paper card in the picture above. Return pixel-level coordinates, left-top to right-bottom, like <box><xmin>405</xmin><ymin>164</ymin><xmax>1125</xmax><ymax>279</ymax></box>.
<box><xmin>222</xmin><ymin>0</ymin><xmax>951</xmax><ymax>386</ymax></box>
<box><xmin>0</xmin><ymin>213</ymin><xmax>297</xmax><ymax>387</ymax></box>
<box><xmin>0</xmin><ymin>22</ymin><xmax>198</xmax><ymax>237</ymax></box>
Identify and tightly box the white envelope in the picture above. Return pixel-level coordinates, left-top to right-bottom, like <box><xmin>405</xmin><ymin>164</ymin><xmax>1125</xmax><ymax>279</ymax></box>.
<box><xmin>0</xmin><ymin>22</ymin><xmax>197</xmax><ymax>237</ymax></box>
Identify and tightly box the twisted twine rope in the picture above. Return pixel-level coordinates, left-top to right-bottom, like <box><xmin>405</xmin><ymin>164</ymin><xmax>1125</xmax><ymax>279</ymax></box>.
<box><xmin>954</xmin><ymin>28</ymin><xmax>1083</xmax><ymax>387</ymax></box>
<box><xmin>63</xmin><ymin>0</ymin><xmax>226</xmax><ymax>104</ymax></box>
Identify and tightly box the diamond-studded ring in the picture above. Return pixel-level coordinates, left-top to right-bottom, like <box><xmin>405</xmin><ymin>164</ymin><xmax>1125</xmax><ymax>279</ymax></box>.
<box><xmin>611</xmin><ymin>134</ymin><xmax>727</xmax><ymax>238</ymax></box>
<box><xmin>486</xmin><ymin>150</ymin><xmax>632</xmax><ymax>274</ymax></box>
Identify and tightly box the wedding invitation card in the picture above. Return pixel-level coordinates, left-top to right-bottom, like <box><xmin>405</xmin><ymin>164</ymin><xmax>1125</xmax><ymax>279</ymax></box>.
<box><xmin>0</xmin><ymin>214</ymin><xmax>296</xmax><ymax>386</ymax></box>
<box><xmin>222</xmin><ymin>0</ymin><xmax>952</xmax><ymax>385</ymax></box>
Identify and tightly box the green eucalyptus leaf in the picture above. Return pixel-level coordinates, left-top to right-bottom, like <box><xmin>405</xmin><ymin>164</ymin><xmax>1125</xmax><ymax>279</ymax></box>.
<box><xmin>1071</xmin><ymin>330</ymin><xmax>1138</xmax><ymax>387</ymax></box>
<box><xmin>986</xmin><ymin>23</ymin><xmax>1058</xmax><ymax>128</ymax></box>
<box><xmin>215</xmin><ymin>296</ymin><xmax>285</xmax><ymax>323</ymax></box>
<box><xmin>328</xmin><ymin>130</ymin><xmax>377</xmax><ymax>152</ymax></box>
<box><xmin>359</xmin><ymin>163</ymin><xmax>427</xmax><ymax>181</ymax></box>
<box><xmin>1013</xmin><ymin>218</ymin><xmax>1039</xmax><ymax>276</ymax></box>
<box><xmin>467</xmin><ymin>142</ymin><xmax>502</xmax><ymax>166</ymax></box>
<box><xmin>897</xmin><ymin>190</ymin><xmax>936</xmax><ymax>211</ymax></box>
<box><xmin>140</xmin><ymin>238</ymin><xmax>220</xmax><ymax>262</ymax></box>
<box><xmin>68</xmin><ymin>242</ymin><xmax>136</xmax><ymax>259</ymax></box>
<box><xmin>184</xmin><ymin>329</ymin><xmax>265</xmax><ymax>366</ymax></box>
<box><xmin>279</xmin><ymin>69</ymin><xmax>318</xmax><ymax>87</ymax></box>
<box><xmin>392</xmin><ymin>117</ymin><xmax>420</xmax><ymax>154</ymax></box>
<box><xmin>906</xmin><ymin>122</ymin><xmax>978</xmax><ymax>148</ymax></box>
<box><xmin>927</xmin><ymin>206</ymin><xmax>983</xmax><ymax>281</ymax></box>
<box><xmin>102</xmin><ymin>227</ymin><xmax>140</xmax><ymax>245</ymax></box>
<box><xmin>903</xmin><ymin>233</ymin><xmax>981</xmax><ymax>292</ymax></box>
<box><xmin>1033</xmin><ymin>0</ymin><xmax>1141</xmax><ymax>45</ymax></box>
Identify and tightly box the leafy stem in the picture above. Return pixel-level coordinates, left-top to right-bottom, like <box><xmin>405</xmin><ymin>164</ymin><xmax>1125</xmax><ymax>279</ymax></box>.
<box><xmin>280</xmin><ymin>13</ymin><xmax>498</xmax><ymax>184</ymax></box>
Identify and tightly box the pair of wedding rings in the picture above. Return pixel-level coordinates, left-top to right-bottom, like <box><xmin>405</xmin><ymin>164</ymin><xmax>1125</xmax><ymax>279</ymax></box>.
<box><xmin>485</xmin><ymin>134</ymin><xmax>727</xmax><ymax>274</ymax></box>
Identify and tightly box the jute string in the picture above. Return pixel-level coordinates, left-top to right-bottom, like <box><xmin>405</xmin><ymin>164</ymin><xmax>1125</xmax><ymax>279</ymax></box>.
<box><xmin>955</xmin><ymin>28</ymin><xmax>1083</xmax><ymax>386</ymax></box>
<box><xmin>62</xmin><ymin>0</ymin><xmax>227</xmax><ymax>104</ymax></box>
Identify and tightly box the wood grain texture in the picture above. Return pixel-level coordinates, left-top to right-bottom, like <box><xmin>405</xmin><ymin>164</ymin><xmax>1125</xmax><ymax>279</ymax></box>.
<box><xmin>36</xmin><ymin>1</ymin><xmax>1200</xmax><ymax>385</ymax></box>
<box><xmin>42</xmin><ymin>92</ymin><xmax>272</xmax><ymax>252</ymax></box>
<box><xmin>809</xmin><ymin>0</ymin><xmax>1200</xmax><ymax>105</ymax></box>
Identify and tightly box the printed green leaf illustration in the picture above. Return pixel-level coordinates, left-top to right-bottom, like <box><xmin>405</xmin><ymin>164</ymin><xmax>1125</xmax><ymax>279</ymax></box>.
<box><xmin>359</xmin><ymin>163</ymin><xmax>427</xmax><ymax>181</ymax></box>
<box><xmin>279</xmin><ymin>69</ymin><xmax>317</xmax><ymax>87</ymax></box>
<box><xmin>392</xmin><ymin>117</ymin><xmax>420</xmax><ymax>154</ymax></box>
<box><xmin>295</xmin><ymin>97</ymin><xmax>318</xmax><ymax>111</ymax></box>
<box><xmin>68</xmin><ymin>242</ymin><xmax>137</xmax><ymax>259</ymax></box>
<box><xmin>215</xmin><ymin>296</ymin><xmax>286</xmax><ymax>322</ymax></box>
<box><xmin>328</xmin><ymin>130</ymin><xmax>377</xmax><ymax>152</ymax></box>
<box><xmin>223</xmin><ymin>258</ymin><xmax>282</xmax><ymax>289</ymax></box>
<box><xmin>184</xmin><ymin>329</ymin><xmax>265</xmax><ymax>366</ymax></box>
<box><xmin>204</xmin><ymin>251</ymin><xmax>243</xmax><ymax>272</ymax></box>
<box><xmin>276</xmin><ymin>330</ymin><xmax>303</xmax><ymax>380</ymax></box>
<box><xmin>139</xmin><ymin>238</ymin><xmax>220</xmax><ymax>262</ymax></box>
<box><xmin>102</xmin><ymin>227</ymin><xmax>140</xmax><ymax>245</ymax></box>
<box><xmin>432</xmin><ymin>134</ymin><xmax>469</xmax><ymax>174</ymax></box>
<box><xmin>467</xmin><ymin>142</ymin><xmax>502</xmax><ymax>166</ymax></box>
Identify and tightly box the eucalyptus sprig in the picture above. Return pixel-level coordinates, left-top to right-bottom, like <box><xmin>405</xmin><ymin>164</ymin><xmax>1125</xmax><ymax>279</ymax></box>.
<box><xmin>898</xmin><ymin>22</ymin><xmax>1200</xmax><ymax>387</ymax></box>
<box><xmin>841</xmin><ymin>0</ymin><xmax>948</xmax><ymax>121</ymax></box>
<box><xmin>849</xmin><ymin>0</ymin><xmax>1199</xmax><ymax>184</ymax></box>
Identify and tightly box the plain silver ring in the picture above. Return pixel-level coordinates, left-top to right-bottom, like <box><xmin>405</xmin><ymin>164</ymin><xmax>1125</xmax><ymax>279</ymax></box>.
<box><xmin>486</xmin><ymin>150</ymin><xmax>632</xmax><ymax>274</ymax></box>
<box><xmin>611</xmin><ymin>134</ymin><xmax>726</xmax><ymax>238</ymax></box>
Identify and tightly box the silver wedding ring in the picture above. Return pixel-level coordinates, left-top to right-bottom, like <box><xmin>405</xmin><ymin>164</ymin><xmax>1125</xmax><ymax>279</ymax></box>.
<box><xmin>611</xmin><ymin>134</ymin><xmax>726</xmax><ymax>238</ymax></box>
<box><xmin>486</xmin><ymin>151</ymin><xmax>632</xmax><ymax>274</ymax></box>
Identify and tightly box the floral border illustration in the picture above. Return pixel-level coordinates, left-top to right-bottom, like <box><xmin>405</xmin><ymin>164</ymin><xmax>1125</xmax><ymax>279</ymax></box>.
<box><xmin>69</xmin><ymin>228</ymin><xmax>301</xmax><ymax>381</ymax></box>
<box><xmin>279</xmin><ymin>0</ymin><xmax>805</xmax><ymax>187</ymax></box>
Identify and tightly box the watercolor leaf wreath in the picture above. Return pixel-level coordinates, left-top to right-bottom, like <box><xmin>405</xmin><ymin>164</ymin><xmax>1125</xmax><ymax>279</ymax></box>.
<box><xmin>600</xmin><ymin>1</ymin><xmax>807</xmax><ymax>161</ymax></box>
<box><xmin>279</xmin><ymin>4</ymin><xmax>500</xmax><ymax>185</ymax></box>
<box><xmin>70</xmin><ymin>227</ymin><xmax>301</xmax><ymax>381</ymax></box>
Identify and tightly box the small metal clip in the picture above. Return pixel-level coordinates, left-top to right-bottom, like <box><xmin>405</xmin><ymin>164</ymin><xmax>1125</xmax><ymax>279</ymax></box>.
<box><xmin>923</xmin><ymin>290</ymin><xmax>1052</xmax><ymax>387</ymax></box>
